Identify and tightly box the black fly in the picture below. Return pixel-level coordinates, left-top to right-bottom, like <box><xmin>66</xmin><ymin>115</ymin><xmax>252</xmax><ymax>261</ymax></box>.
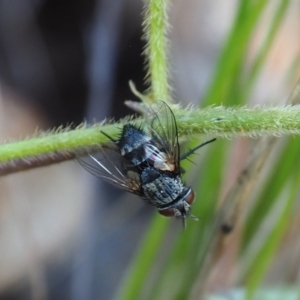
<box><xmin>78</xmin><ymin>102</ymin><xmax>215</xmax><ymax>227</ymax></box>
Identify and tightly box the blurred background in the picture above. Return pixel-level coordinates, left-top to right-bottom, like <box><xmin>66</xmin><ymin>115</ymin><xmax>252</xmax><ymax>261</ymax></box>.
<box><xmin>0</xmin><ymin>0</ymin><xmax>299</xmax><ymax>299</ymax></box>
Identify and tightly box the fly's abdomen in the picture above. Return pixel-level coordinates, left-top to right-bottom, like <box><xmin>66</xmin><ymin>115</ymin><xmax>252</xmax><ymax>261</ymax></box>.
<box><xmin>118</xmin><ymin>124</ymin><xmax>168</xmax><ymax>169</ymax></box>
<box><xmin>118</xmin><ymin>124</ymin><xmax>152</xmax><ymax>166</ymax></box>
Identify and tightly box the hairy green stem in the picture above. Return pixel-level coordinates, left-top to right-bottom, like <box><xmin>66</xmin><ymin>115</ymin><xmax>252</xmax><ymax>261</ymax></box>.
<box><xmin>143</xmin><ymin>0</ymin><xmax>170</xmax><ymax>102</ymax></box>
<box><xmin>0</xmin><ymin>105</ymin><xmax>300</xmax><ymax>173</ymax></box>
<box><xmin>175</xmin><ymin>105</ymin><xmax>300</xmax><ymax>137</ymax></box>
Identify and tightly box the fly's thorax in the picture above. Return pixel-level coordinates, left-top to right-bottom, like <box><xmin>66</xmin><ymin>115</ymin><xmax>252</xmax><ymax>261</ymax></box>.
<box><xmin>140</xmin><ymin>167</ymin><xmax>187</xmax><ymax>207</ymax></box>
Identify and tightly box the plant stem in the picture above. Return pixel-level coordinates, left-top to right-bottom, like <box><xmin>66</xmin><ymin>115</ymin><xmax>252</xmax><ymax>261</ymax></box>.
<box><xmin>143</xmin><ymin>0</ymin><xmax>170</xmax><ymax>102</ymax></box>
<box><xmin>175</xmin><ymin>105</ymin><xmax>300</xmax><ymax>137</ymax></box>
<box><xmin>1</xmin><ymin>105</ymin><xmax>300</xmax><ymax>174</ymax></box>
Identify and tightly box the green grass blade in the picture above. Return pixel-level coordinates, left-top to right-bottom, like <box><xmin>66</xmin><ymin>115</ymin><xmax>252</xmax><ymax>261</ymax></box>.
<box><xmin>115</xmin><ymin>216</ymin><xmax>169</xmax><ymax>300</ymax></box>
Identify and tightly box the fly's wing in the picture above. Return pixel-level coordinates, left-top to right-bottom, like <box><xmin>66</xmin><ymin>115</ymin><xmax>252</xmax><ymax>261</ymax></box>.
<box><xmin>77</xmin><ymin>144</ymin><xmax>143</xmax><ymax>196</ymax></box>
<box><xmin>146</xmin><ymin>101</ymin><xmax>180</xmax><ymax>173</ymax></box>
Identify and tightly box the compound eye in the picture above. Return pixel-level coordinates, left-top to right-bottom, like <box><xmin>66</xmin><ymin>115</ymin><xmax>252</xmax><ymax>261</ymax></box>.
<box><xmin>185</xmin><ymin>190</ymin><xmax>195</xmax><ymax>205</ymax></box>
<box><xmin>158</xmin><ymin>208</ymin><xmax>175</xmax><ymax>217</ymax></box>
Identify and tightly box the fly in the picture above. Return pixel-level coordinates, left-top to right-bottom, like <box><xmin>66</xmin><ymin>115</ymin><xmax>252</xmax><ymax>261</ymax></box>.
<box><xmin>78</xmin><ymin>101</ymin><xmax>215</xmax><ymax>227</ymax></box>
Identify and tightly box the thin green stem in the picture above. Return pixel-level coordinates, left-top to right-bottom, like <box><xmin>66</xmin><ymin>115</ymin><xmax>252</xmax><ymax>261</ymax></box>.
<box><xmin>143</xmin><ymin>0</ymin><xmax>170</xmax><ymax>102</ymax></box>
<box><xmin>174</xmin><ymin>105</ymin><xmax>300</xmax><ymax>137</ymax></box>
<box><xmin>1</xmin><ymin>105</ymin><xmax>300</xmax><ymax>174</ymax></box>
<box><xmin>115</xmin><ymin>216</ymin><xmax>169</xmax><ymax>300</ymax></box>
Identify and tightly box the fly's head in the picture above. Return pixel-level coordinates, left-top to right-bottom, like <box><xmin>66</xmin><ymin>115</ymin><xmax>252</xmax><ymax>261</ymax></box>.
<box><xmin>157</xmin><ymin>188</ymin><xmax>198</xmax><ymax>227</ymax></box>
